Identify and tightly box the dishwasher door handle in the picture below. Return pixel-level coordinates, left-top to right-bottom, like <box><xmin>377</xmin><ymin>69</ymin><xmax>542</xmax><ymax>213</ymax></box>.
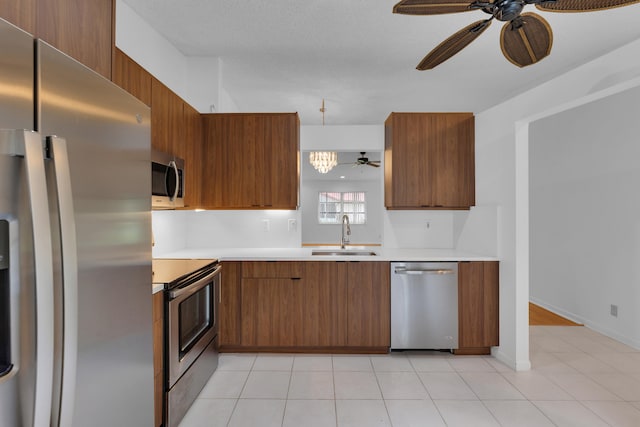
<box><xmin>394</xmin><ymin>267</ymin><xmax>454</xmax><ymax>275</ymax></box>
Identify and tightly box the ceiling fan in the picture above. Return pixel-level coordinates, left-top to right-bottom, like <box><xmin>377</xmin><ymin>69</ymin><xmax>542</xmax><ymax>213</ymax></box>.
<box><xmin>340</xmin><ymin>152</ymin><xmax>381</xmax><ymax>168</ymax></box>
<box><xmin>393</xmin><ymin>0</ymin><xmax>640</xmax><ymax>69</ymax></box>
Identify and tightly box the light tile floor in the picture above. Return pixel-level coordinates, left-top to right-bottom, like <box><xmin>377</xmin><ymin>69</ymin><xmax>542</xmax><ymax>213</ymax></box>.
<box><xmin>179</xmin><ymin>326</ymin><xmax>640</xmax><ymax>426</ymax></box>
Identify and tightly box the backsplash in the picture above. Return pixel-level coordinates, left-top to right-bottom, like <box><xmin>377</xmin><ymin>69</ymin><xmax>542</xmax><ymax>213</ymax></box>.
<box><xmin>152</xmin><ymin>207</ymin><xmax>499</xmax><ymax>256</ymax></box>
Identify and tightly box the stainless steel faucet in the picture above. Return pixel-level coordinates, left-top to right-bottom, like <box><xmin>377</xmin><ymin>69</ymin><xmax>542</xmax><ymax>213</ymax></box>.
<box><xmin>340</xmin><ymin>214</ymin><xmax>351</xmax><ymax>249</ymax></box>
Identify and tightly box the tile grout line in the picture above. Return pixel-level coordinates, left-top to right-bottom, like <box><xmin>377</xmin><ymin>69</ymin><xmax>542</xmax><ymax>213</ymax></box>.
<box><xmin>281</xmin><ymin>354</ymin><xmax>296</xmax><ymax>427</ymax></box>
<box><xmin>224</xmin><ymin>353</ymin><xmax>256</xmax><ymax>427</ymax></box>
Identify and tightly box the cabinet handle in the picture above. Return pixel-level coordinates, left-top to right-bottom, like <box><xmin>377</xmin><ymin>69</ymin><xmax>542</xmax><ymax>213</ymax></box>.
<box><xmin>291</xmin><ymin>277</ymin><xmax>301</xmax><ymax>281</ymax></box>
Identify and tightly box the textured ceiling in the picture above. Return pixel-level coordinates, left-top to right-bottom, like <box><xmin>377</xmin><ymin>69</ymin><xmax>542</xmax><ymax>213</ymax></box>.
<box><xmin>122</xmin><ymin>0</ymin><xmax>640</xmax><ymax>125</ymax></box>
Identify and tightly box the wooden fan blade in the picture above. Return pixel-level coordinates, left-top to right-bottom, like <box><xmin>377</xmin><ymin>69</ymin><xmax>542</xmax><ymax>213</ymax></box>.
<box><xmin>367</xmin><ymin>163</ymin><xmax>381</xmax><ymax>168</ymax></box>
<box><xmin>501</xmin><ymin>13</ymin><xmax>553</xmax><ymax>67</ymax></box>
<box><xmin>417</xmin><ymin>19</ymin><xmax>492</xmax><ymax>70</ymax></box>
<box><xmin>393</xmin><ymin>0</ymin><xmax>476</xmax><ymax>15</ymax></box>
<box><xmin>536</xmin><ymin>0</ymin><xmax>640</xmax><ymax>12</ymax></box>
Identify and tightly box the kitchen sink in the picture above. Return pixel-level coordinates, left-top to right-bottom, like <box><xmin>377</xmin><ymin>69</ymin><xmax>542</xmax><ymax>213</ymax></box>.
<box><xmin>311</xmin><ymin>250</ymin><xmax>377</xmax><ymax>256</ymax></box>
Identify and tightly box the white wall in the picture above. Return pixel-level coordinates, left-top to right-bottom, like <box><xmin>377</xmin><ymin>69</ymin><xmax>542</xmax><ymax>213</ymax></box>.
<box><xmin>301</xmin><ymin>180</ymin><xmax>383</xmax><ymax>245</ymax></box>
<box><xmin>185</xmin><ymin>56</ymin><xmax>221</xmax><ymax>113</ymax></box>
<box><xmin>152</xmin><ymin>210</ymin><xmax>301</xmax><ymax>256</ymax></box>
<box><xmin>184</xmin><ymin>210</ymin><xmax>301</xmax><ymax>249</ymax></box>
<box><xmin>473</xmin><ymin>38</ymin><xmax>640</xmax><ymax>370</ymax></box>
<box><xmin>115</xmin><ymin>0</ymin><xmax>188</xmax><ymax>99</ymax></box>
<box><xmin>529</xmin><ymin>86</ymin><xmax>640</xmax><ymax>348</ymax></box>
<box><xmin>152</xmin><ymin>210</ymin><xmax>188</xmax><ymax>257</ymax></box>
<box><xmin>115</xmin><ymin>0</ymin><xmax>222</xmax><ymax>112</ymax></box>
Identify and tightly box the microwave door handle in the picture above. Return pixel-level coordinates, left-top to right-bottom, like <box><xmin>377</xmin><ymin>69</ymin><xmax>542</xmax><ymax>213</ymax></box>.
<box><xmin>47</xmin><ymin>136</ymin><xmax>79</xmax><ymax>427</ymax></box>
<box><xmin>168</xmin><ymin>160</ymin><xmax>179</xmax><ymax>201</ymax></box>
<box><xmin>169</xmin><ymin>264</ymin><xmax>222</xmax><ymax>300</ymax></box>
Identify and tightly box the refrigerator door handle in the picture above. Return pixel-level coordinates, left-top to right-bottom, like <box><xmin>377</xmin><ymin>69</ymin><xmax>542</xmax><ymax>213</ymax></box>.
<box><xmin>47</xmin><ymin>136</ymin><xmax>78</xmax><ymax>427</ymax></box>
<box><xmin>1</xmin><ymin>130</ymin><xmax>56</xmax><ymax>426</ymax></box>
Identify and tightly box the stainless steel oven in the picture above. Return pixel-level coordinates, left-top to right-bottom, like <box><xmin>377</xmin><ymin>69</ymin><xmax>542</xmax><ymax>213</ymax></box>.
<box><xmin>152</xmin><ymin>259</ymin><xmax>221</xmax><ymax>427</ymax></box>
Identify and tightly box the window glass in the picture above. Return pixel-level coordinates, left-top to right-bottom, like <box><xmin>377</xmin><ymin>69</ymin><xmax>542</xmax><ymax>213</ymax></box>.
<box><xmin>318</xmin><ymin>191</ymin><xmax>366</xmax><ymax>224</ymax></box>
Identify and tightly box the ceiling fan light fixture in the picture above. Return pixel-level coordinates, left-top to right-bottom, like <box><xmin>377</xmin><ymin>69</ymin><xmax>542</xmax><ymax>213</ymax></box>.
<box><xmin>309</xmin><ymin>151</ymin><xmax>338</xmax><ymax>174</ymax></box>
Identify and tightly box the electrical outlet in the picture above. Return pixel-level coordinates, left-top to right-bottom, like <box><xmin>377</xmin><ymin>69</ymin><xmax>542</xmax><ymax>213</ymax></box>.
<box><xmin>262</xmin><ymin>219</ymin><xmax>270</xmax><ymax>232</ymax></box>
<box><xmin>610</xmin><ymin>304</ymin><xmax>618</xmax><ymax>317</ymax></box>
<box><xmin>288</xmin><ymin>219</ymin><xmax>297</xmax><ymax>232</ymax></box>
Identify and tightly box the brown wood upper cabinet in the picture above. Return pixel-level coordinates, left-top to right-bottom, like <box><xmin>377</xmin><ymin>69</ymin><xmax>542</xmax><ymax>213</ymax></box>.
<box><xmin>201</xmin><ymin>113</ymin><xmax>300</xmax><ymax>210</ymax></box>
<box><xmin>112</xmin><ymin>48</ymin><xmax>152</xmax><ymax>106</ymax></box>
<box><xmin>1</xmin><ymin>0</ymin><xmax>114</xmax><ymax>79</ymax></box>
<box><xmin>384</xmin><ymin>112</ymin><xmax>475</xmax><ymax>209</ymax></box>
<box><xmin>457</xmin><ymin>261</ymin><xmax>499</xmax><ymax>354</ymax></box>
<box><xmin>150</xmin><ymin>78</ymin><xmax>202</xmax><ymax>208</ymax></box>
<box><xmin>0</xmin><ymin>1</ymin><xmax>36</xmax><ymax>35</ymax></box>
<box><xmin>113</xmin><ymin>52</ymin><xmax>202</xmax><ymax>208</ymax></box>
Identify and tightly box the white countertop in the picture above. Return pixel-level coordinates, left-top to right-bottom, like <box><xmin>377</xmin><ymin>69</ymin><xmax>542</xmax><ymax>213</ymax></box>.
<box><xmin>154</xmin><ymin>247</ymin><xmax>497</xmax><ymax>262</ymax></box>
<box><xmin>151</xmin><ymin>247</ymin><xmax>497</xmax><ymax>293</ymax></box>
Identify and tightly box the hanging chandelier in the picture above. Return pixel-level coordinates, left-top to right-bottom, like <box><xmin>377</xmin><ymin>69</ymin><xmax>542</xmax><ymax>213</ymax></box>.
<box><xmin>309</xmin><ymin>151</ymin><xmax>337</xmax><ymax>174</ymax></box>
<box><xmin>309</xmin><ymin>99</ymin><xmax>337</xmax><ymax>173</ymax></box>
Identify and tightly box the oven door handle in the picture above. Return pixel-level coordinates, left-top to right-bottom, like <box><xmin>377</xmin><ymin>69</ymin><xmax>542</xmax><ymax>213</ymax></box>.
<box><xmin>168</xmin><ymin>264</ymin><xmax>222</xmax><ymax>300</ymax></box>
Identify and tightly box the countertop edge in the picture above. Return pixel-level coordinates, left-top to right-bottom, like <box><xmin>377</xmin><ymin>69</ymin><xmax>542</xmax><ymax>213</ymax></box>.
<box><xmin>153</xmin><ymin>248</ymin><xmax>498</xmax><ymax>262</ymax></box>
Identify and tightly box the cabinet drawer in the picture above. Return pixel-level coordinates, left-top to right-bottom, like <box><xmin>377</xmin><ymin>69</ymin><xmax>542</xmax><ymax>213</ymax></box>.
<box><xmin>242</xmin><ymin>261</ymin><xmax>303</xmax><ymax>278</ymax></box>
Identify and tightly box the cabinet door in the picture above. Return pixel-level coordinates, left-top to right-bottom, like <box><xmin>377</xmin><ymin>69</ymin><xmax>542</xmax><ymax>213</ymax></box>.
<box><xmin>302</xmin><ymin>262</ymin><xmax>347</xmax><ymax>347</ymax></box>
<box><xmin>262</xmin><ymin>114</ymin><xmax>299</xmax><ymax>209</ymax></box>
<box><xmin>200</xmin><ymin>113</ymin><xmax>299</xmax><ymax>209</ymax></box>
<box><xmin>385</xmin><ymin>113</ymin><xmax>431</xmax><ymax>207</ymax></box>
<box><xmin>151</xmin><ymin>77</ymin><xmax>184</xmax><ymax>154</ymax></box>
<box><xmin>201</xmin><ymin>114</ymin><xmax>253</xmax><ymax>208</ymax></box>
<box><xmin>112</xmin><ymin>48</ymin><xmax>152</xmax><ymax>106</ymax></box>
<box><xmin>385</xmin><ymin>112</ymin><xmax>475</xmax><ymax>209</ymax></box>
<box><xmin>0</xmin><ymin>1</ymin><xmax>36</xmax><ymax>34</ymax></box>
<box><xmin>220</xmin><ymin>261</ymin><xmax>241</xmax><ymax>347</ymax></box>
<box><xmin>182</xmin><ymin>102</ymin><xmax>203</xmax><ymax>208</ymax></box>
<box><xmin>241</xmin><ymin>278</ymin><xmax>304</xmax><ymax>346</ymax></box>
<box><xmin>430</xmin><ymin>114</ymin><xmax>475</xmax><ymax>208</ymax></box>
<box><xmin>346</xmin><ymin>262</ymin><xmax>390</xmax><ymax>348</ymax></box>
<box><xmin>458</xmin><ymin>261</ymin><xmax>499</xmax><ymax>350</ymax></box>
<box><xmin>36</xmin><ymin>0</ymin><xmax>113</xmax><ymax>79</ymax></box>
<box><xmin>152</xmin><ymin>292</ymin><xmax>163</xmax><ymax>427</ymax></box>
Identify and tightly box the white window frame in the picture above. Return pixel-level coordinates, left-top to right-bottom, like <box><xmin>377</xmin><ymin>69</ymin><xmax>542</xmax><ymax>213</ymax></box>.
<box><xmin>317</xmin><ymin>191</ymin><xmax>367</xmax><ymax>225</ymax></box>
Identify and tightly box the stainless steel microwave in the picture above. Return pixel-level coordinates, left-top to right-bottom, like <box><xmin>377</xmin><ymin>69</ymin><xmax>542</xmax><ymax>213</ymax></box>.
<box><xmin>152</xmin><ymin>149</ymin><xmax>185</xmax><ymax>209</ymax></box>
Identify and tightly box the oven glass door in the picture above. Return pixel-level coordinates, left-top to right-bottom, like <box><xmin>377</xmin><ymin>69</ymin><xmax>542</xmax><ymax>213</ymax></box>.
<box><xmin>179</xmin><ymin>284</ymin><xmax>212</xmax><ymax>357</ymax></box>
<box><xmin>167</xmin><ymin>264</ymin><xmax>220</xmax><ymax>388</ymax></box>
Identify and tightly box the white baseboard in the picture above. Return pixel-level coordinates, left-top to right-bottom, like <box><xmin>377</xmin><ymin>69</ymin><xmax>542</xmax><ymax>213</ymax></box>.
<box><xmin>491</xmin><ymin>348</ymin><xmax>531</xmax><ymax>372</ymax></box>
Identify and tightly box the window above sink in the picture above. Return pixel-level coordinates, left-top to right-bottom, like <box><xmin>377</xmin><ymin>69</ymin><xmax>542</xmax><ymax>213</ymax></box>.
<box><xmin>301</xmin><ymin>151</ymin><xmax>383</xmax><ymax>246</ymax></box>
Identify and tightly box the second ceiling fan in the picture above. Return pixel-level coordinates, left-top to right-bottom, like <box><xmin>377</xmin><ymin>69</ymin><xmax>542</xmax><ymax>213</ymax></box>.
<box><xmin>393</xmin><ymin>0</ymin><xmax>640</xmax><ymax>69</ymax></box>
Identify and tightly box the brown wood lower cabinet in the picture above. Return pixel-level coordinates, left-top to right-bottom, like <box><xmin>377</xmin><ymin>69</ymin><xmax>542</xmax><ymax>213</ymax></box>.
<box><xmin>152</xmin><ymin>291</ymin><xmax>163</xmax><ymax>427</ymax></box>
<box><xmin>456</xmin><ymin>261</ymin><xmax>499</xmax><ymax>355</ymax></box>
<box><xmin>346</xmin><ymin>262</ymin><xmax>390</xmax><ymax>348</ymax></box>
<box><xmin>219</xmin><ymin>260</ymin><xmax>496</xmax><ymax>355</ymax></box>
<box><xmin>303</xmin><ymin>262</ymin><xmax>348</xmax><ymax>347</ymax></box>
<box><xmin>241</xmin><ymin>278</ymin><xmax>304</xmax><ymax>346</ymax></box>
<box><xmin>220</xmin><ymin>261</ymin><xmax>389</xmax><ymax>352</ymax></box>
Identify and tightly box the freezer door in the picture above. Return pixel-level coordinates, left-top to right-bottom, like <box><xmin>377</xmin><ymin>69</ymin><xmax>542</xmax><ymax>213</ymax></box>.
<box><xmin>37</xmin><ymin>40</ymin><xmax>154</xmax><ymax>426</ymax></box>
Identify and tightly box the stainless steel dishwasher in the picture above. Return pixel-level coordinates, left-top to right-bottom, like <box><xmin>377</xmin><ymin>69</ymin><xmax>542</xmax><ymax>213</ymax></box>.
<box><xmin>391</xmin><ymin>262</ymin><xmax>458</xmax><ymax>350</ymax></box>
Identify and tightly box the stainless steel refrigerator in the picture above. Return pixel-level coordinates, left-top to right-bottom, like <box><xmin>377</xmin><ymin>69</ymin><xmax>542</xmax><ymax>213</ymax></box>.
<box><xmin>0</xmin><ymin>18</ymin><xmax>154</xmax><ymax>426</ymax></box>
